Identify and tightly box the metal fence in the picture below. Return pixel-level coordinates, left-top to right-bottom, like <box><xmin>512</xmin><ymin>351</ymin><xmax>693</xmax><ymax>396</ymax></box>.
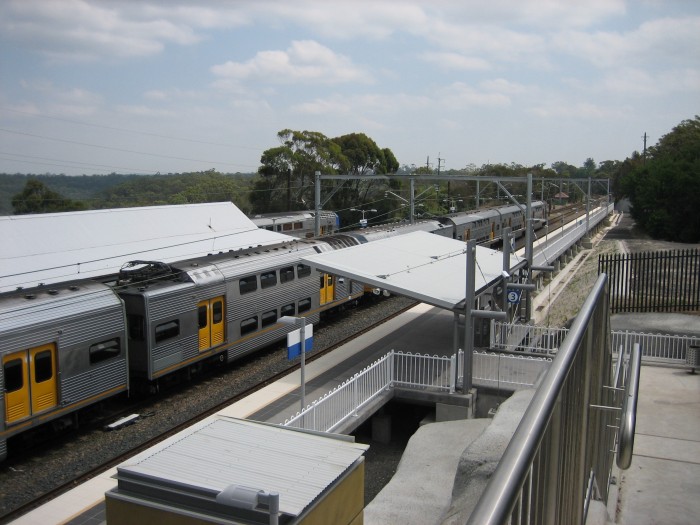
<box><xmin>468</xmin><ymin>274</ymin><xmax>622</xmax><ymax>525</ymax></box>
<box><xmin>491</xmin><ymin>321</ymin><xmax>569</xmax><ymax>354</ymax></box>
<box><xmin>599</xmin><ymin>248</ymin><xmax>700</xmax><ymax>313</ymax></box>
<box><xmin>284</xmin><ymin>348</ymin><xmax>551</xmax><ymax>432</ymax></box>
<box><xmin>472</xmin><ymin>351</ymin><xmax>553</xmax><ymax>391</ymax></box>
<box><xmin>492</xmin><ymin>321</ymin><xmax>699</xmax><ymax>365</ymax></box>
<box><xmin>284</xmin><ymin>351</ymin><xmax>393</xmax><ymax>433</ymax></box>
<box><xmin>393</xmin><ymin>351</ymin><xmax>456</xmax><ymax>393</ymax></box>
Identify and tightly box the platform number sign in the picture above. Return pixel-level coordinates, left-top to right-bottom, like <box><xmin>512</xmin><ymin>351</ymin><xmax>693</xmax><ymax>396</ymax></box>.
<box><xmin>507</xmin><ymin>290</ymin><xmax>522</xmax><ymax>304</ymax></box>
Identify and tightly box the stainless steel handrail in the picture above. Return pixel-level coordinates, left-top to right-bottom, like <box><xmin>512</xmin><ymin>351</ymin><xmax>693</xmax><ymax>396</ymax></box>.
<box><xmin>466</xmin><ymin>273</ymin><xmax>610</xmax><ymax>525</ymax></box>
<box><xmin>617</xmin><ymin>343</ymin><xmax>641</xmax><ymax>469</ymax></box>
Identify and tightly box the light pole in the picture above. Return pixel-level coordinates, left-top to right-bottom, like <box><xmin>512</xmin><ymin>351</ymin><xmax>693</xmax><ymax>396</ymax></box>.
<box><xmin>350</xmin><ymin>208</ymin><xmax>377</xmax><ymax>228</ymax></box>
<box><xmin>279</xmin><ymin>315</ymin><xmax>307</xmax><ymax>411</ymax></box>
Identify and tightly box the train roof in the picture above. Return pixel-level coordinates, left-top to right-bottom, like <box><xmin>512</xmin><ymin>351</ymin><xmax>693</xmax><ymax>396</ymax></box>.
<box><xmin>0</xmin><ymin>280</ymin><xmax>121</xmax><ymax>334</ymax></box>
<box><xmin>0</xmin><ymin>202</ymin><xmax>292</xmax><ymax>294</ymax></box>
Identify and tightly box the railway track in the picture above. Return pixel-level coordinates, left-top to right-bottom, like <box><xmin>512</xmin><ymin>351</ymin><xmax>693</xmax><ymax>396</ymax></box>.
<box><xmin>0</xmin><ymin>296</ymin><xmax>418</xmax><ymax>524</ymax></box>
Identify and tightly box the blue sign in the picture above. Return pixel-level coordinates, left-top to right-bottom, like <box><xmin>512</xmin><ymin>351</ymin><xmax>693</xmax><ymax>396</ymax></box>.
<box><xmin>507</xmin><ymin>290</ymin><xmax>522</xmax><ymax>304</ymax></box>
<box><xmin>287</xmin><ymin>324</ymin><xmax>313</xmax><ymax>360</ymax></box>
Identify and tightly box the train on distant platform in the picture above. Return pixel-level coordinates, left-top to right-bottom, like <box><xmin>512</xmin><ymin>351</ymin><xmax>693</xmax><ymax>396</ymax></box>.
<box><xmin>0</xmin><ymin>200</ymin><xmax>546</xmax><ymax>460</ymax></box>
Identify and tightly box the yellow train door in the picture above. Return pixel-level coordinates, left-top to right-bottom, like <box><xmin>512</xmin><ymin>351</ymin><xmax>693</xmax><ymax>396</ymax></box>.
<box><xmin>198</xmin><ymin>296</ymin><xmax>225</xmax><ymax>351</ymax></box>
<box><xmin>3</xmin><ymin>351</ymin><xmax>29</xmax><ymax>423</ymax></box>
<box><xmin>30</xmin><ymin>345</ymin><xmax>57</xmax><ymax>414</ymax></box>
<box><xmin>3</xmin><ymin>343</ymin><xmax>57</xmax><ymax>424</ymax></box>
<box><xmin>320</xmin><ymin>273</ymin><xmax>335</xmax><ymax>305</ymax></box>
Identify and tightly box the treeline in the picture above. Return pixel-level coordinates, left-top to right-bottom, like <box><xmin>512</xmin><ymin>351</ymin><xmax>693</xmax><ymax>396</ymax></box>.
<box><xmin>4</xmin><ymin>116</ymin><xmax>699</xmax><ymax>242</ymax></box>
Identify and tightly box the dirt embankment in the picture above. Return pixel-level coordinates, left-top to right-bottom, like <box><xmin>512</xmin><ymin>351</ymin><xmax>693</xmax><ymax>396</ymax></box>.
<box><xmin>534</xmin><ymin>213</ymin><xmax>700</xmax><ymax>327</ymax></box>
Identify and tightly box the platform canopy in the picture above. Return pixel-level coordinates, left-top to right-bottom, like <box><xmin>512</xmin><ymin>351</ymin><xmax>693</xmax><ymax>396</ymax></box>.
<box><xmin>0</xmin><ymin>202</ymin><xmax>291</xmax><ymax>293</ymax></box>
<box><xmin>303</xmin><ymin>231</ymin><xmax>523</xmax><ymax>311</ymax></box>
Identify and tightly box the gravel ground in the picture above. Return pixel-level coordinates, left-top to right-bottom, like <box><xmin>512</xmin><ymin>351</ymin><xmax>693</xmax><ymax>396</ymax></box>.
<box><xmin>0</xmin><ymin>295</ymin><xmax>416</xmax><ymax>520</ymax></box>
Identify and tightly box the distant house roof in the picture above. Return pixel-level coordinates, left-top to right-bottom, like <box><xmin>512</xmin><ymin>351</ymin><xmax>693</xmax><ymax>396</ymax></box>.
<box><xmin>1</xmin><ymin>202</ymin><xmax>292</xmax><ymax>293</ymax></box>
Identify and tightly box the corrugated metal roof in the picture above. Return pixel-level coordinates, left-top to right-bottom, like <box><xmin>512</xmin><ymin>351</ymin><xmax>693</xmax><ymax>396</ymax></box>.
<box><xmin>0</xmin><ymin>202</ymin><xmax>292</xmax><ymax>293</ymax></box>
<box><xmin>302</xmin><ymin>231</ymin><xmax>521</xmax><ymax>310</ymax></box>
<box><xmin>116</xmin><ymin>416</ymin><xmax>368</xmax><ymax>518</ymax></box>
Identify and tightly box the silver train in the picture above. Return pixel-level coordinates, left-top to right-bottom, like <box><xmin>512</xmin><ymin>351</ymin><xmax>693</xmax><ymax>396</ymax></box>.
<box><xmin>251</xmin><ymin>210</ymin><xmax>339</xmax><ymax>238</ymax></box>
<box><xmin>0</xmin><ymin>201</ymin><xmax>545</xmax><ymax>460</ymax></box>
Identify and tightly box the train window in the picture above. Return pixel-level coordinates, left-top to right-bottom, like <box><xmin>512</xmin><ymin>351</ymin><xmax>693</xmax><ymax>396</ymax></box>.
<box><xmin>281</xmin><ymin>303</ymin><xmax>295</xmax><ymax>317</ymax></box>
<box><xmin>320</xmin><ymin>274</ymin><xmax>325</xmax><ymax>289</ymax></box>
<box><xmin>127</xmin><ymin>314</ymin><xmax>145</xmax><ymax>341</ymax></box>
<box><xmin>89</xmin><ymin>338</ymin><xmax>121</xmax><ymax>364</ymax></box>
<box><xmin>260</xmin><ymin>271</ymin><xmax>277</xmax><ymax>289</ymax></box>
<box><xmin>293</xmin><ymin>222</ymin><xmax>303</xmax><ymax>230</ymax></box>
<box><xmin>155</xmin><ymin>320</ymin><xmax>180</xmax><ymax>342</ymax></box>
<box><xmin>213</xmin><ymin>300</ymin><xmax>223</xmax><ymax>324</ymax></box>
<box><xmin>282</xmin><ymin>223</ymin><xmax>293</xmax><ymax>231</ymax></box>
<box><xmin>240</xmin><ymin>316</ymin><xmax>258</xmax><ymax>336</ymax></box>
<box><xmin>34</xmin><ymin>350</ymin><xmax>53</xmax><ymax>382</ymax></box>
<box><xmin>261</xmin><ymin>310</ymin><xmax>277</xmax><ymax>328</ymax></box>
<box><xmin>4</xmin><ymin>359</ymin><xmax>23</xmax><ymax>393</ymax></box>
<box><xmin>298</xmin><ymin>297</ymin><xmax>311</xmax><ymax>313</ymax></box>
<box><xmin>280</xmin><ymin>266</ymin><xmax>295</xmax><ymax>283</ymax></box>
<box><xmin>198</xmin><ymin>305</ymin><xmax>208</xmax><ymax>329</ymax></box>
<box><xmin>297</xmin><ymin>264</ymin><xmax>311</xmax><ymax>278</ymax></box>
<box><xmin>239</xmin><ymin>275</ymin><xmax>257</xmax><ymax>294</ymax></box>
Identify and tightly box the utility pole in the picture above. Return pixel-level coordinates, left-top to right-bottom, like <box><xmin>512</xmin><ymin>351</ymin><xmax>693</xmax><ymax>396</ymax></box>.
<box><xmin>643</xmin><ymin>132</ymin><xmax>648</xmax><ymax>164</ymax></box>
<box><xmin>437</xmin><ymin>154</ymin><xmax>445</xmax><ymax>177</ymax></box>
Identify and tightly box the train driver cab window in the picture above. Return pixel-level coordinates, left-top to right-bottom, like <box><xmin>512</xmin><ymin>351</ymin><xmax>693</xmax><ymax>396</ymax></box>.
<box><xmin>298</xmin><ymin>297</ymin><xmax>311</xmax><ymax>313</ymax></box>
<box><xmin>280</xmin><ymin>266</ymin><xmax>295</xmax><ymax>284</ymax></box>
<box><xmin>155</xmin><ymin>320</ymin><xmax>180</xmax><ymax>343</ymax></box>
<box><xmin>297</xmin><ymin>264</ymin><xmax>311</xmax><ymax>278</ymax></box>
<box><xmin>34</xmin><ymin>350</ymin><xmax>53</xmax><ymax>382</ymax></box>
<box><xmin>239</xmin><ymin>275</ymin><xmax>257</xmax><ymax>295</ymax></box>
<box><xmin>89</xmin><ymin>339</ymin><xmax>121</xmax><ymax>364</ymax></box>
<box><xmin>3</xmin><ymin>359</ymin><xmax>23</xmax><ymax>393</ymax></box>
<box><xmin>260</xmin><ymin>271</ymin><xmax>277</xmax><ymax>289</ymax></box>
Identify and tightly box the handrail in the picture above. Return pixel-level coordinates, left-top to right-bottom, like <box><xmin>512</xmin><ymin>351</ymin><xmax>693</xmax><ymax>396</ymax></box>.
<box><xmin>617</xmin><ymin>343</ymin><xmax>641</xmax><ymax>469</ymax></box>
<box><xmin>467</xmin><ymin>273</ymin><xmax>610</xmax><ymax>525</ymax></box>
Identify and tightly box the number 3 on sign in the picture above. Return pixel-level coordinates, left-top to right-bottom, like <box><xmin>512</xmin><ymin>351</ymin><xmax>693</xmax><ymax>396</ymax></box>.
<box><xmin>507</xmin><ymin>290</ymin><xmax>521</xmax><ymax>304</ymax></box>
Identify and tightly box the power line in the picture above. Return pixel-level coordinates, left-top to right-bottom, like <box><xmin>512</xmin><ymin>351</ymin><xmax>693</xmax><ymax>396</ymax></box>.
<box><xmin>0</xmin><ymin>128</ymin><xmax>259</xmax><ymax>170</ymax></box>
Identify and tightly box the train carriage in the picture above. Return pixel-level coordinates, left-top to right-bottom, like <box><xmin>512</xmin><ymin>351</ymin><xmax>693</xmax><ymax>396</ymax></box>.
<box><xmin>0</xmin><ymin>281</ymin><xmax>128</xmax><ymax>461</ymax></box>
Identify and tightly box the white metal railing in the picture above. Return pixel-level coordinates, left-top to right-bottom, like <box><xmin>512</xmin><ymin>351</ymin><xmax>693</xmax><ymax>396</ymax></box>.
<box><xmin>284</xmin><ymin>348</ymin><xmax>552</xmax><ymax>433</ymax></box>
<box><xmin>393</xmin><ymin>351</ymin><xmax>456</xmax><ymax>393</ymax></box>
<box><xmin>284</xmin><ymin>351</ymin><xmax>393</xmax><ymax>433</ymax></box>
<box><xmin>491</xmin><ymin>321</ymin><xmax>568</xmax><ymax>354</ymax></box>
<box><xmin>612</xmin><ymin>330</ymin><xmax>698</xmax><ymax>363</ymax></box>
<box><xmin>472</xmin><ymin>350</ymin><xmax>553</xmax><ymax>390</ymax></box>
<box><xmin>492</xmin><ymin>321</ymin><xmax>699</xmax><ymax>363</ymax></box>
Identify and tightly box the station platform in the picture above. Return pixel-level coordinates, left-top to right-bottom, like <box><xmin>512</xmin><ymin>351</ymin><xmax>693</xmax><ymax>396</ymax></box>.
<box><xmin>10</xmin><ymin>307</ymin><xmax>700</xmax><ymax>524</ymax></box>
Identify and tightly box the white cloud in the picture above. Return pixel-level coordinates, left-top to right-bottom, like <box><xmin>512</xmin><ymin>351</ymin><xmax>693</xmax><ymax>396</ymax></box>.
<box><xmin>436</xmin><ymin>82</ymin><xmax>511</xmax><ymax>109</ymax></box>
<box><xmin>0</xmin><ymin>0</ymin><xmax>201</xmax><ymax>62</ymax></box>
<box><xmin>553</xmin><ymin>16</ymin><xmax>700</xmax><ymax>69</ymax></box>
<box><xmin>528</xmin><ymin>101</ymin><xmax>628</xmax><ymax>120</ymax></box>
<box><xmin>211</xmin><ymin>40</ymin><xmax>369</xmax><ymax>85</ymax></box>
<box><xmin>419</xmin><ymin>52</ymin><xmax>491</xmax><ymax>71</ymax></box>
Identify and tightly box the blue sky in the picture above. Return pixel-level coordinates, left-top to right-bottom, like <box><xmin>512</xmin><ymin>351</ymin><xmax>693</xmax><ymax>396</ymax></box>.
<box><xmin>0</xmin><ymin>0</ymin><xmax>698</xmax><ymax>176</ymax></box>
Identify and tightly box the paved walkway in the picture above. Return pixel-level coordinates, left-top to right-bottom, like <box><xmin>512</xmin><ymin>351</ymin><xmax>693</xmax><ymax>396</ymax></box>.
<box><xmin>609</xmin><ymin>363</ymin><xmax>700</xmax><ymax>525</ymax></box>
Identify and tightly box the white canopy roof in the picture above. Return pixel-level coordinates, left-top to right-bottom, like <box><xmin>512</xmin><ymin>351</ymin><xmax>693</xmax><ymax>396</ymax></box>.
<box><xmin>303</xmin><ymin>231</ymin><xmax>521</xmax><ymax>310</ymax></box>
<box><xmin>1</xmin><ymin>202</ymin><xmax>291</xmax><ymax>293</ymax></box>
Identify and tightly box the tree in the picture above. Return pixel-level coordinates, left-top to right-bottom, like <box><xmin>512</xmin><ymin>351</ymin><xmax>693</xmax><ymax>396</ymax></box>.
<box><xmin>620</xmin><ymin>116</ymin><xmax>700</xmax><ymax>242</ymax></box>
<box><xmin>12</xmin><ymin>179</ymin><xmax>86</xmax><ymax>214</ymax></box>
<box><xmin>251</xmin><ymin>130</ymin><xmax>346</xmax><ymax>213</ymax></box>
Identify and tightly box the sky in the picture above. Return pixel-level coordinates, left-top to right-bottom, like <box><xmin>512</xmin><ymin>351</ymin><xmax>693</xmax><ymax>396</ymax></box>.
<box><xmin>0</xmin><ymin>0</ymin><xmax>698</xmax><ymax>176</ymax></box>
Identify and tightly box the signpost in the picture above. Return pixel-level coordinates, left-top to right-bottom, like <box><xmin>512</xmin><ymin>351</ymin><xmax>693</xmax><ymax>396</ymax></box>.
<box><xmin>280</xmin><ymin>316</ymin><xmax>313</xmax><ymax>412</ymax></box>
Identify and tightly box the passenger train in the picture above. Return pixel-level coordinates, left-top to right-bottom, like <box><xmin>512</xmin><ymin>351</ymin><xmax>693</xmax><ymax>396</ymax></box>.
<box><xmin>0</xmin><ymin>201</ymin><xmax>546</xmax><ymax>461</ymax></box>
